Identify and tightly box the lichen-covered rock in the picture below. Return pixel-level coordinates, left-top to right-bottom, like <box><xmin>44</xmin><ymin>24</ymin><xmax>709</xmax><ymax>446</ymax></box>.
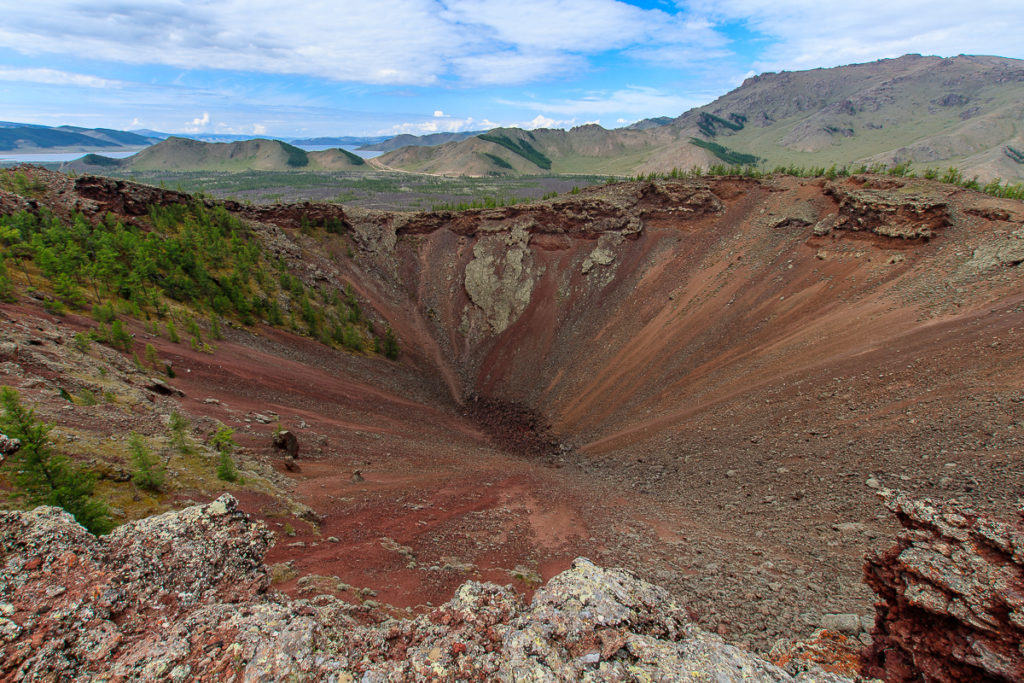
<box><xmin>464</xmin><ymin>221</ymin><xmax>540</xmax><ymax>334</ymax></box>
<box><xmin>0</xmin><ymin>433</ymin><xmax>19</xmax><ymax>466</ymax></box>
<box><xmin>862</xmin><ymin>491</ymin><xmax>1024</xmax><ymax>682</ymax></box>
<box><xmin>0</xmin><ymin>497</ymin><xmax>853</xmax><ymax>681</ymax></box>
<box><xmin>0</xmin><ymin>434</ymin><xmax>19</xmax><ymax>456</ymax></box>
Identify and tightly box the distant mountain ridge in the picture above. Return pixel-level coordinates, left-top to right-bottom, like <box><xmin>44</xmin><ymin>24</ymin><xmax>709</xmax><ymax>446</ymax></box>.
<box><xmin>0</xmin><ymin>124</ymin><xmax>159</xmax><ymax>152</ymax></box>
<box><xmin>357</xmin><ymin>131</ymin><xmax>484</xmax><ymax>152</ymax></box>
<box><xmin>377</xmin><ymin>54</ymin><xmax>1024</xmax><ymax>183</ymax></box>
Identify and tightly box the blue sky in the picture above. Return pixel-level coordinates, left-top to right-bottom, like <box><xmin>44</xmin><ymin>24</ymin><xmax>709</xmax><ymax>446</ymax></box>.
<box><xmin>1</xmin><ymin>0</ymin><xmax>1022</xmax><ymax>138</ymax></box>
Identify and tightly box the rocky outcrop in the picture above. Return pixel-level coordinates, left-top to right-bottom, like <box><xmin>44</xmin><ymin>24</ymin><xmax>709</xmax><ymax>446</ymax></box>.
<box><xmin>0</xmin><ymin>496</ymin><xmax>851</xmax><ymax>681</ymax></box>
<box><xmin>862</xmin><ymin>491</ymin><xmax>1024</xmax><ymax>682</ymax></box>
<box><xmin>74</xmin><ymin>174</ymin><xmax>194</xmax><ymax>217</ymax></box>
<box><xmin>823</xmin><ymin>179</ymin><xmax>950</xmax><ymax>239</ymax></box>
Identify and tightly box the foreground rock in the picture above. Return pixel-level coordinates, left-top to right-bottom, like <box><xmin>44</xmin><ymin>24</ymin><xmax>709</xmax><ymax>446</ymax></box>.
<box><xmin>862</xmin><ymin>491</ymin><xmax>1024</xmax><ymax>682</ymax></box>
<box><xmin>0</xmin><ymin>496</ymin><xmax>849</xmax><ymax>681</ymax></box>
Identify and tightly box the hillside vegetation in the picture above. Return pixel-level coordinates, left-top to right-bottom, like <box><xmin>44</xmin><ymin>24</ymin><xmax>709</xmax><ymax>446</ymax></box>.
<box><xmin>0</xmin><ymin>168</ymin><xmax>393</xmax><ymax>358</ymax></box>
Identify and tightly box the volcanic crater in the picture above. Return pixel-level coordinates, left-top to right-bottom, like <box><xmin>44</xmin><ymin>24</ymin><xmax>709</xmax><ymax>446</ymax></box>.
<box><xmin>3</xmin><ymin>169</ymin><xmax>1023</xmax><ymax>655</ymax></box>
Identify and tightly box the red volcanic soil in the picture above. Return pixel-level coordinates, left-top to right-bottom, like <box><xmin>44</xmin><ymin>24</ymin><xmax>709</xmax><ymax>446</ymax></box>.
<box><xmin>2</xmin><ymin>170</ymin><xmax>1022</xmax><ymax>652</ymax></box>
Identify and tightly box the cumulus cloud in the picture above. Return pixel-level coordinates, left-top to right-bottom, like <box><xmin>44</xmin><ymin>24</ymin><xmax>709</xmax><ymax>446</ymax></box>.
<box><xmin>0</xmin><ymin>67</ymin><xmax>122</xmax><ymax>88</ymax></box>
<box><xmin>183</xmin><ymin>112</ymin><xmax>210</xmax><ymax>132</ymax></box>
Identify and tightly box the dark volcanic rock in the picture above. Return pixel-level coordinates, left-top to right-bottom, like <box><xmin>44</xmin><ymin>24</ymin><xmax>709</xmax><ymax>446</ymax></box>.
<box><xmin>74</xmin><ymin>175</ymin><xmax>194</xmax><ymax>217</ymax></box>
<box><xmin>272</xmin><ymin>429</ymin><xmax>300</xmax><ymax>458</ymax></box>
<box><xmin>862</xmin><ymin>491</ymin><xmax>1024</xmax><ymax>682</ymax></box>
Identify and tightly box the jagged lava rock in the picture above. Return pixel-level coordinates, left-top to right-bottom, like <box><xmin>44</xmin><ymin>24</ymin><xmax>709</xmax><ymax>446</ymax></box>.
<box><xmin>862</xmin><ymin>491</ymin><xmax>1024</xmax><ymax>682</ymax></box>
<box><xmin>0</xmin><ymin>496</ymin><xmax>852</xmax><ymax>681</ymax></box>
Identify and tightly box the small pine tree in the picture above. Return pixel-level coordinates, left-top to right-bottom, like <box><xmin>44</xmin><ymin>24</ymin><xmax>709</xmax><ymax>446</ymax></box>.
<box><xmin>209</xmin><ymin>315</ymin><xmax>223</xmax><ymax>340</ymax></box>
<box><xmin>168</xmin><ymin>410</ymin><xmax>192</xmax><ymax>453</ymax></box>
<box><xmin>128</xmin><ymin>432</ymin><xmax>165</xmax><ymax>492</ymax></box>
<box><xmin>165</xmin><ymin>320</ymin><xmax>180</xmax><ymax>343</ymax></box>
<box><xmin>382</xmin><ymin>325</ymin><xmax>400</xmax><ymax>360</ymax></box>
<box><xmin>144</xmin><ymin>343</ymin><xmax>159</xmax><ymax>368</ymax></box>
<box><xmin>110</xmin><ymin>320</ymin><xmax>132</xmax><ymax>352</ymax></box>
<box><xmin>0</xmin><ymin>386</ymin><xmax>112</xmax><ymax>534</ymax></box>
<box><xmin>0</xmin><ymin>256</ymin><xmax>14</xmax><ymax>303</ymax></box>
<box><xmin>211</xmin><ymin>426</ymin><xmax>239</xmax><ymax>482</ymax></box>
<box><xmin>216</xmin><ymin>451</ymin><xmax>238</xmax><ymax>482</ymax></box>
<box><xmin>72</xmin><ymin>332</ymin><xmax>91</xmax><ymax>353</ymax></box>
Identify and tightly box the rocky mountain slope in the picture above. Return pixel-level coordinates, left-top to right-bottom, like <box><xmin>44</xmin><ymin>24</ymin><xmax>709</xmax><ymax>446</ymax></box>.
<box><xmin>64</xmin><ymin>137</ymin><xmax>369</xmax><ymax>173</ymax></box>
<box><xmin>378</xmin><ymin>54</ymin><xmax>1024</xmax><ymax>182</ymax></box>
<box><xmin>1</xmin><ymin>166</ymin><xmax>1023</xmax><ymax>678</ymax></box>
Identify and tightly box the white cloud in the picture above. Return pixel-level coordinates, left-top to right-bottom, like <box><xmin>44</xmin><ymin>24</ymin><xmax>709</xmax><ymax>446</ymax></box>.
<box><xmin>0</xmin><ymin>66</ymin><xmax>122</xmax><ymax>88</ymax></box>
<box><xmin>252</xmin><ymin>123</ymin><xmax>267</xmax><ymax>135</ymax></box>
<box><xmin>441</xmin><ymin>0</ymin><xmax>664</xmax><ymax>52</ymax></box>
<box><xmin>183</xmin><ymin>112</ymin><xmax>210</xmax><ymax>132</ymax></box>
<box><xmin>679</xmin><ymin>0</ymin><xmax>1024</xmax><ymax>72</ymax></box>
<box><xmin>451</xmin><ymin>50</ymin><xmax>585</xmax><ymax>85</ymax></box>
<box><xmin>0</xmin><ymin>0</ymin><xmax>746</xmax><ymax>87</ymax></box>
<box><xmin>499</xmin><ymin>86</ymin><xmax>706</xmax><ymax>118</ymax></box>
<box><xmin>385</xmin><ymin>111</ymin><xmax>580</xmax><ymax>135</ymax></box>
<box><xmin>433</xmin><ymin>110</ymin><xmax>445</xmax><ymax>117</ymax></box>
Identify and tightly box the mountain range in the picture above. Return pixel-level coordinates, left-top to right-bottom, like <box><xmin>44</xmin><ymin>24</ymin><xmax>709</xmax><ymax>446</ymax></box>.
<box><xmin>377</xmin><ymin>54</ymin><xmax>1024</xmax><ymax>183</ymax></box>
<box><xmin>14</xmin><ymin>54</ymin><xmax>1024</xmax><ymax>182</ymax></box>
<box><xmin>0</xmin><ymin>124</ymin><xmax>159</xmax><ymax>152</ymax></box>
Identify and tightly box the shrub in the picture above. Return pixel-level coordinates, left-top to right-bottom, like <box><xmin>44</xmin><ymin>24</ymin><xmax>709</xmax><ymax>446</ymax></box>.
<box><xmin>0</xmin><ymin>386</ymin><xmax>112</xmax><ymax>534</ymax></box>
<box><xmin>128</xmin><ymin>432</ymin><xmax>165</xmax><ymax>492</ymax></box>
